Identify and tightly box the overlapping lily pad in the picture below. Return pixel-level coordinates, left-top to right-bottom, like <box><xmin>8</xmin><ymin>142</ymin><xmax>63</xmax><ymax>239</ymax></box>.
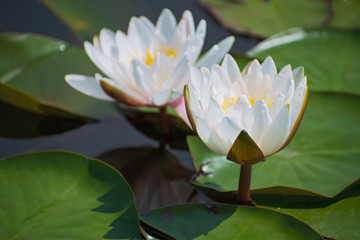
<box><xmin>255</xmin><ymin>183</ymin><xmax>360</xmax><ymax>240</ymax></box>
<box><xmin>42</xmin><ymin>0</ymin><xmax>136</xmax><ymax>42</ymax></box>
<box><xmin>140</xmin><ymin>204</ymin><xmax>322</xmax><ymax>239</ymax></box>
<box><xmin>0</xmin><ymin>151</ymin><xmax>141</xmax><ymax>239</ymax></box>
<box><xmin>0</xmin><ymin>33</ymin><xmax>119</xmax><ymax>119</ymax></box>
<box><xmin>188</xmin><ymin>92</ymin><xmax>360</xmax><ymax>197</ymax></box>
<box><xmin>199</xmin><ymin>0</ymin><xmax>360</xmax><ymax>38</ymax></box>
<box><xmin>248</xmin><ymin>28</ymin><xmax>360</xmax><ymax>96</ymax></box>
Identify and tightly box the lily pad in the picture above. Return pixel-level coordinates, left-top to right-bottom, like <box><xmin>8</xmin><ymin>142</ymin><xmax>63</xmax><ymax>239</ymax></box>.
<box><xmin>0</xmin><ymin>101</ymin><xmax>85</xmax><ymax>139</ymax></box>
<box><xmin>0</xmin><ymin>151</ymin><xmax>141</xmax><ymax>239</ymax></box>
<box><xmin>189</xmin><ymin>92</ymin><xmax>360</xmax><ymax>197</ymax></box>
<box><xmin>140</xmin><ymin>204</ymin><xmax>322</xmax><ymax>239</ymax></box>
<box><xmin>0</xmin><ymin>32</ymin><xmax>119</xmax><ymax>119</ymax></box>
<box><xmin>199</xmin><ymin>0</ymin><xmax>360</xmax><ymax>38</ymax></box>
<box><xmin>42</xmin><ymin>0</ymin><xmax>136</xmax><ymax>42</ymax></box>
<box><xmin>255</xmin><ymin>183</ymin><xmax>360</xmax><ymax>240</ymax></box>
<box><xmin>248</xmin><ymin>28</ymin><xmax>360</xmax><ymax>96</ymax></box>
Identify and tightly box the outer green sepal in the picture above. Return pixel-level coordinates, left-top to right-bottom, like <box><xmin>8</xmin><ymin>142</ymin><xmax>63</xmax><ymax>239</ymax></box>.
<box><xmin>183</xmin><ymin>84</ymin><xmax>197</xmax><ymax>132</ymax></box>
<box><xmin>227</xmin><ymin>130</ymin><xmax>265</xmax><ymax>165</ymax></box>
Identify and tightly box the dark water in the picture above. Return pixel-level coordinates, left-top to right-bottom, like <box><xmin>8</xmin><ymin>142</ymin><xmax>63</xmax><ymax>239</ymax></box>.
<box><xmin>0</xmin><ymin>0</ymin><xmax>258</xmax><ymax>213</ymax></box>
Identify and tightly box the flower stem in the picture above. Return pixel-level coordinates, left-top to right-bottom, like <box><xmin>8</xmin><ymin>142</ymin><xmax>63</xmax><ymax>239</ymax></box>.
<box><xmin>159</xmin><ymin>106</ymin><xmax>173</xmax><ymax>148</ymax></box>
<box><xmin>237</xmin><ymin>164</ymin><xmax>256</xmax><ymax>206</ymax></box>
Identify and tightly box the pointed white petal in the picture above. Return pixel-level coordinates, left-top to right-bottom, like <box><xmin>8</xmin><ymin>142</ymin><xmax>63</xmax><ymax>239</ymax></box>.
<box><xmin>216</xmin><ymin>116</ymin><xmax>242</xmax><ymax>149</ymax></box>
<box><xmin>195</xmin><ymin>36</ymin><xmax>235</xmax><ymax>69</ymax></box>
<box><xmin>292</xmin><ymin>66</ymin><xmax>305</xmax><ymax>86</ymax></box>
<box><xmin>99</xmin><ymin>28</ymin><xmax>117</xmax><ymax>58</ymax></box>
<box><xmin>261</xmin><ymin>56</ymin><xmax>277</xmax><ymax>79</ymax></box>
<box><xmin>189</xmin><ymin>20</ymin><xmax>206</xmax><ymax>63</ymax></box>
<box><xmin>182</xmin><ymin>10</ymin><xmax>195</xmax><ymax>36</ymax></box>
<box><xmin>115</xmin><ymin>30</ymin><xmax>135</xmax><ymax>60</ymax></box>
<box><xmin>260</xmin><ymin>104</ymin><xmax>291</xmax><ymax>156</ymax></box>
<box><xmin>65</xmin><ymin>74</ymin><xmax>115</xmax><ymax>101</ymax></box>
<box><xmin>207</xmin><ymin>96</ymin><xmax>224</xmax><ymax>128</ymax></box>
<box><xmin>268</xmin><ymin>92</ymin><xmax>285</xmax><ymax>119</ymax></box>
<box><xmin>243</xmin><ymin>59</ymin><xmax>263</xmax><ymax>96</ymax></box>
<box><xmin>163</xmin><ymin>56</ymin><xmax>189</xmax><ymax>90</ymax></box>
<box><xmin>156</xmin><ymin>8</ymin><xmax>176</xmax><ymax>43</ymax></box>
<box><xmin>221</xmin><ymin>54</ymin><xmax>242</xmax><ymax>83</ymax></box>
<box><xmin>84</xmin><ymin>41</ymin><xmax>115</xmax><ymax>79</ymax></box>
<box><xmin>196</xmin><ymin>117</ymin><xmax>228</xmax><ymax>155</ymax></box>
<box><xmin>248</xmin><ymin>100</ymin><xmax>272</xmax><ymax>144</ymax></box>
<box><xmin>128</xmin><ymin>17</ymin><xmax>153</xmax><ymax>49</ymax></box>
<box><xmin>290</xmin><ymin>77</ymin><xmax>307</xmax><ymax>128</ymax></box>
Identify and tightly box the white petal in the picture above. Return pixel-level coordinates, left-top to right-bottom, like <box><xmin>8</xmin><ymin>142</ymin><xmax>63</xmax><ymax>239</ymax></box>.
<box><xmin>269</xmin><ymin>92</ymin><xmax>285</xmax><ymax>119</ymax></box>
<box><xmin>151</xmin><ymin>89</ymin><xmax>181</xmax><ymax>106</ymax></box>
<box><xmin>84</xmin><ymin>42</ymin><xmax>115</xmax><ymax>79</ymax></box>
<box><xmin>216</xmin><ymin>116</ymin><xmax>242</xmax><ymax>149</ymax></box>
<box><xmin>151</xmin><ymin>53</ymin><xmax>172</xmax><ymax>90</ymax></box>
<box><xmin>261</xmin><ymin>56</ymin><xmax>277</xmax><ymax>79</ymax></box>
<box><xmin>188</xmin><ymin>83</ymin><xmax>204</xmax><ymax>119</ymax></box>
<box><xmin>99</xmin><ymin>28</ymin><xmax>117</xmax><ymax>58</ymax></box>
<box><xmin>224</xmin><ymin>95</ymin><xmax>251</xmax><ymax>126</ymax></box>
<box><xmin>290</xmin><ymin>77</ymin><xmax>307</xmax><ymax>128</ymax></box>
<box><xmin>156</xmin><ymin>8</ymin><xmax>176</xmax><ymax>43</ymax></box>
<box><xmin>260</xmin><ymin>104</ymin><xmax>291</xmax><ymax>156</ymax></box>
<box><xmin>247</xmin><ymin>100</ymin><xmax>272</xmax><ymax>144</ymax></box>
<box><xmin>272</xmin><ymin>65</ymin><xmax>293</xmax><ymax>97</ymax></box>
<box><xmin>253</xmin><ymin>74</ymin><xmax>272</xmax><ymax>100</ymax></box>
<box><xmin>130</xmin><ymin>59</ymin><xmax>154</xmax><ymax>95</ymax></box>
<box><xmin>207</xmin><ymin>96</ymin><xmax>224</xmax><ymax>129</ymax></box>
<box><xmin>128</xmin><ymin>17</ymin><xmax>153</xmax><ymax>49</ymax></box>
<box><xmin>196</xmin><ymin>117</ymin><xmax>228</xmax><ymax>155</ymax></box>
<box><xmin>163</xmin><ymin>56</ymin><xmax>189</xmax><ymax>90</ymax></box>
<box><xmin>221</xmin><ymin>54</ymin><xmax>242</xmax><ymax>83</ymax></box>
<box><xmin>243</xmin><ymin>59</ymin><xmax>263</xmax><ymax>96</ymax></box>
<box><xmin>195</xmin><ymin>36</ymin><xmax>235</xmax><ymax>69</ymax></box>
<box><xmin>189</xmin><ymin>20</ymin><xmax>206</xmax><ymax>63</ymax></box>
<box><xmin>182</xmin><ymin>10</ymin><xmax>195</xmax><ymax>36</ymax></box>
<box><xmin>292</xmin><ymin>66</ymin><xmax>305</xmax><ymax>87</ymax></box>
<box><xmin>115</xmin><ymin>30</ymin><xmax>135</xmax><ymax>60</ymax></box>
<box><xmin>65</xmin><ymin>74</ymin><xmax>114</xmax><ymax>101</ymax></box>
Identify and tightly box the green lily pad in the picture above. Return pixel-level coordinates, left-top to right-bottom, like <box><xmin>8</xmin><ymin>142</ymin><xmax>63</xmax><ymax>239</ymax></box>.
<box><xmin>0</xmin><ymin>151</ymin><xmax>141</xmax><ymax>239</ymax></box>
<box><xmin>189</xmin><ymin>92</ymin><xmax>360</xmax><ymax>197</ymax></box>
<box><xmin>199</xmin><ymin>0</ymin><xmax>360</xmax><ymax>38</ymax></box>
<box><xmin>254</xmin><ymin>183</ymin><xmax>360</xmax><ymax>240</ymax></box>
<box><xmin>42</xmin><ymin>0</ymin><xmax>136</xmax><ymax>42</ymax></box>
<box><xmin>0</xmin><ymin>101</ymin><xmax>85</xmax><ymax>139</ymax></box>
<box><xmin>140</xmin><ymin>204</ymin><xmax>322</xmax><ymax>239</ymax></box>
<box><xmin>0</xmin><ymin>32</ymin><xmax>119</xmax><ymax>120</ymax></box>
<box><xmin>248</xmin><ymin>29</ymin><xmax>360</xmax><ymax>96</ymax></box>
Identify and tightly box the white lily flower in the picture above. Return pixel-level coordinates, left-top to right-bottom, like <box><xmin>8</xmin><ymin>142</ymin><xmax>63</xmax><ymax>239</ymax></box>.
<box><xmin>185</xmin><ymin>55</ymin><xmax>308</xmax><ymax>164</ymax></box>
<box><xmin>65</xmin><ymin>9</ymin><xmax>234</xmax><ymax>107</ymax></box>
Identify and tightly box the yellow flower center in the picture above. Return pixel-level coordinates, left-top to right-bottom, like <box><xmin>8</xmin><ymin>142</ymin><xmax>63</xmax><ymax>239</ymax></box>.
<box><xmin>143</xmin><ymin>46</ymin><xmax>177</xmax><ymax>66</ymax></box>
<box><xmin>221</xmin><ymin>96</ymin><xmax>272</xmax><ymax>111</ymax></box>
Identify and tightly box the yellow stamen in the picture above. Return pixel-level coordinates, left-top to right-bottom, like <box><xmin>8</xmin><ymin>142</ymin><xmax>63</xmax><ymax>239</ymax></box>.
<box><xmin>221</xmin><ymin>97</ymin><xmax>238</xmax><ymax>110</ymax></box>
<box><xmin>142</xmin><ymin>46</ymin><xmax>177</xmax><ymax>66</ymax></box>
<box><xmin>248</xmin><ymin>96</ymin><xmax>272</xmax><ymax>107</ymax></box>
<box><xmin>221</xmin><ymin>96</ymin><xmax>272</xmax><ymax>111</ymax></box>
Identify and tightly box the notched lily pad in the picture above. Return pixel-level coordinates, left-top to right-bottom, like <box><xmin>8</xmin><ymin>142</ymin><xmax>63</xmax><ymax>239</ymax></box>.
<box><xmin>140</xmin><ymin>204</ymin><xmax>323</xmax><ymax>239</ymax></box>
<box><xmin>0</xmin><ymin>151</ymin><xmax>141</xmax><ymax>239</ymax></box>
<box><xmin>0</xmin><ymin>32</ymin><xmax>119</xmax><ymax>120</ymax></box>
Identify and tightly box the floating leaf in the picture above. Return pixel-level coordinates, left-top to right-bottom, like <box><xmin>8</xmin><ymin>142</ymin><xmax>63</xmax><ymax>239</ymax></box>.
<box><xmin>255</xmin><ymin>184</ymin><xmax>360</xmax><ymax>240</ymax></box>
<box><xmin>199</xmin><ymin>0</ymin><xmax>360</xmax><ymax>38</ymax></box>
<box><xmin>248</xmin><ymin>28</ymin><xmax>360</xmax><ymax>96</ymax></box>
<box><xmin>0</xmin><ymin>101</ymin><xmax>85</xmax><ymax>139</ymax></box>
<box><xmin>140</xmin><ymin>204</ymin><xmax>322</xmax><ymax>239</ymax></box>
<box><xmin>0</xmin><ymin>151</ymin><xmax>141</xmax><ymax>239</ymax></box>
<box><xmin>42</xmin><ymin>0</ymin><xmax>136</xmax><ymax>42</ymax></box>
<box><xmin>0</xmin><ymin>32</ymin><xmax>119</xmax><ymax>120</ymax></box>
<box><xmin>189</xmin><ymin>92</ymin><xmax>360</xmax><ymax>197</ymax></box>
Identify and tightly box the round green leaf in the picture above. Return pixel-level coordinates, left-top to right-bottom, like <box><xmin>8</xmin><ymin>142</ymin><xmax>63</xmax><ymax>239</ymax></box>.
<box><xmin>0</xmin><ymin>101</ymin><xmax>85</xmax><ymax>139</ymax></box>
<box><xmin>199</xmin><ymin>0</ymin><xmax>360</xmax><ymax>38</ymax></box>
<box><xmin>248</xmin><ymin>29</ymin><xmax>360</xmax><ymax>96</ymax></box>
<box><xmin>42</xmin><ymin>0</ymin><xmax>136</xmax><ymax>42</ymax></box>
<box><xmin>0</xmin><ymin>151</ymin><xmax>141</xmax><ymax>239</ymax></box>
<box><xmin>140</xmin><ymin>204</ymin><xmax>322</xmax><ymax>239</ymax></box>
<box><xmin>189</xmin><ymin>92</ymin><xmax>360</xmax><ymax>197</ymax></box>
<box><xmin>255</xmin><ymin>184</ymin><xmax>360</xmax><ymax>240</ymax></box>
<box><xmin>0</xmin><ymin>32</ymin><xmax>119</xmax><ymax>119</ymax></box>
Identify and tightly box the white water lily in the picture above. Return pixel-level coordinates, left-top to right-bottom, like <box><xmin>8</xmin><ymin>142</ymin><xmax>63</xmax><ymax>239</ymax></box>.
<box><xmin>185</xmin><ymin>55</ymin><xmax>308</xmax><ymax>161</ymax></box>
<box><xmin>65</xmin><ymin>9</ymin><xmax>234</xmax><ymax>107</ymax></box>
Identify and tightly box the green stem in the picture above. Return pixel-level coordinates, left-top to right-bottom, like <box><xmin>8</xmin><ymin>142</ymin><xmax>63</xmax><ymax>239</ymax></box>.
<box><xmin>237</xmin><ymin>164</ymin><xmax>256</xmax><ymax>206</ymax></box>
